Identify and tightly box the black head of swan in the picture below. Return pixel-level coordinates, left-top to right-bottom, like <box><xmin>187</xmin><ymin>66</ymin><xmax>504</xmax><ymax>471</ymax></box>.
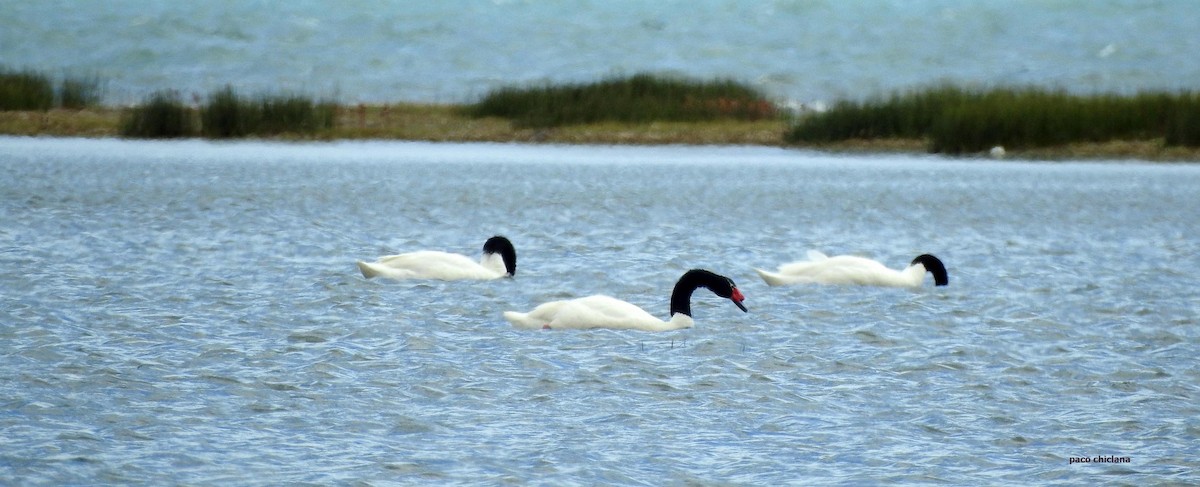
<box><xmin>482</xmin><ymin>235</ymin><xmax>517</xmax><ymax>277</ymax></box>
<box><xmin>911</xmin><ymin>254</ymin><xmax>948</xmax><ymax>286</ymax></box>
<box><xmin>671</xmin><ymin>269</ymin><xmax>748</xmax><ymax>316</ymax></box>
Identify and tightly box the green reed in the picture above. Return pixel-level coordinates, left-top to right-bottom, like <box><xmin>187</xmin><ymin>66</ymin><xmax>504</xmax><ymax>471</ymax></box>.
<box><xmin>200</xmin><ymin>86</ymin><xmax>251</xmax><ymax>138</ymax></box>
<box><xmin>0</xmin><ymin>67</ymin><xmax>54</xmax><ymax>111</ymax></box>
<box><xmin>0</xmin><ymin>67</ymin><xmax>104</xmax><ymax>111</ymax></box>
<box><xmin>1163</xmin><ymin>92</ymin><xmax>1200</xmax><ymax>147</ymax></box>
<box><xmin>201</xmin><ymin>85</ymin><xmax>335</xmax><ymax>138</ymax></box>
<box><xmin>58</xmin><ymin>74</ymin><xmax>103</xmax><ymax>109</ymax></box>
<box><xmin>787</xmin><ymin>85</ymin><xmax>1200</xmax><ymax>153</ymax></box>
<box><xmin>257</xmin><ymin>93</ymin><xmax>337</xmax><ymax>135</ymax></box>
<box><xmin>465</xmin><ymin>73</ymin><xmax>777</xmax><ymax>127</ymax></box>
<box><xmin>119</xmin><ymin>90</ymin><xmax>197</xmax><ymax>138</ymax></box>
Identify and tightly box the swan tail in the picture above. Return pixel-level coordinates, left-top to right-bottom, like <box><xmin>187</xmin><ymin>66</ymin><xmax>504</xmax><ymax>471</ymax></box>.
<box><xmin>755</xmin><ymin>268</ymin><xmax>790</xmax><ymax>287</ymax></box>
<box><xmin>504</xmin><ymin>311</ymin><xmax>543</xmax><ymax>330</ymax></box>
<box><xmin>356</xmin><ymin>261</ymin><xmax>380</xmax><ymax>279</ymax></box>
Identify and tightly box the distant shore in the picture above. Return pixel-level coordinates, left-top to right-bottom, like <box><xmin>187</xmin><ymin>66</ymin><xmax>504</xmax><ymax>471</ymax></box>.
<box><xmin>2</xmin><ymin>104</ymin><xmax>1198</xmax><ymax>162</ymax></box>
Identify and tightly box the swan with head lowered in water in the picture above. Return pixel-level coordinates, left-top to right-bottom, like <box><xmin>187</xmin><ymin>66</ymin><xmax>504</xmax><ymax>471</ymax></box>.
<box><xmin>356</xmin><ymin>235</ymin><xmax>516</xmax><ymax>281</ymax></box>
<box><xmin>755</xmin><ymin>250</ymin><xmax>948</xmax><ymax>288</ymax></box>
<box><xmin>504</xmin><ymin>269</ymin><xmax>748</xmax><ymax>331</ymax></box>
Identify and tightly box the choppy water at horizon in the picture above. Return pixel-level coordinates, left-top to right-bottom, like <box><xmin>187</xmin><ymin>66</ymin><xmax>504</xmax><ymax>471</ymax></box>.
<box><xmin>3</xmin><ymin>1</ymin><xmax>1199</xmax><ymax>106</ymax></box>
<box><xmin>1</xmin><ymin>136</ymin><xmax>1198</xmax><ymax>484</ymax></box>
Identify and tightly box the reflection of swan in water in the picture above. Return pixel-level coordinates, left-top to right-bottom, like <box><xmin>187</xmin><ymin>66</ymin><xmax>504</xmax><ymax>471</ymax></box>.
<box><xmin>356</xmin><ymin>236</ymin><xmax>516</xmax><ymax>281</ymax></box>
<box><xmin>504</xmin><ymin>269</ymin><xmax>748</xmax><ymax>331</ymax></box>
<box><xmin>755</xmin><ymin>251</ymin><xmax>948</xmax><ymax>288</ymax></box>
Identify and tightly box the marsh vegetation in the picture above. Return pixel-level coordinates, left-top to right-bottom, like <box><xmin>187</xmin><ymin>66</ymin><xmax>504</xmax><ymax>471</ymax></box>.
<box><xmin>2</xmin><ymin>68</ymin><xmax>1198</xmax><ymax>159</ymax></box>
<box><xmin>119</xmin><ymin>91</ymin><xmax>196</xmax><ymax>138</ymax></box>
<box><xmin>0</xmin><ymin>66</ymin><xmax>101</xmax><ymax>111</ymax></box>
<box><xmin>464</xmin><ymin>73</ymin><xmax>779</xmax><ymax>127</ymax></box>
<box><xmin>786</xmin><ymin>85</ymin><xmax>1200</xmax><ymax>153</ymax></box>
<box><xmin>119</xmin><ymin>85</ymin><xmax>336</xmax><ymax>139</ymax></box>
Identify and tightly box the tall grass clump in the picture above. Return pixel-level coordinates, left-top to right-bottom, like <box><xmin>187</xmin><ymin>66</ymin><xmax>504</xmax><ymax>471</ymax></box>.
<box><xmin>787</xmin><ymin>85</ymin><xmax>1200</xmax><ymax>153</ymax></box>
<box><xmin>1164</xmin><ymin>91</ymin><xmax>1200</xmax><ymax>147</ymax></box>
<box><xmin>258</xmin><ymin>94</ymin><xmax>336</xmax><ymax>135</ymax></box>
<box><xmin>201</xmin><ymin>85</ymin><xmax>335</xmax><ymax>138</ymax></box>
<box><xmin>120</xmin><ymin>90</ymin><xmax>196</xmax><ymax>138</ymax></box>
<box><xmin>787</xmin><ymin>84</ymin><xmax>976</xmax><ymax>142</ymax></box>
<box><xmin>0</xmin><ymin>67</ymin><xmax>54</xmax><ymax>111</ymax></box>
<box><xmin>58</xmin><ymin>74</ymin><xmax>104</xmax><ymax>110</ymax></box>
<box><xmin>465</xmin><ymin>73</ymin><xmax>777</xmax><ymax>127</ymax></box>
<box><xmin>201</xmin><ymin>86</ymin><xmax>253</xmax><ymax>138</ymax></box>
<box><xmin>927</xmin><ymin>89</ymin><xmax>1176</xmax><ymax>153</ymax></box>
<box><xmin>1</xmin><ymin>68</ymin><xmax>103</xmax><ymax>110</ymax></box>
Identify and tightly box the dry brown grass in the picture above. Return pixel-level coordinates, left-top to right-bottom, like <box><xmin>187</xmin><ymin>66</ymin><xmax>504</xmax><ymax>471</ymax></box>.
<box><xmin>1004</xmin><ymin>139</ymin><xmax>1200</xmax><ymax>161</ymax></box>
<box><xmin>0</xmin><ymin>108</ymin><xmax>122</xmax><ymax>137</ymax></box>
<box><xmin>327</xmin><ymin>104</ymin><xmax>788</xmax><ymax>145</ymax></box>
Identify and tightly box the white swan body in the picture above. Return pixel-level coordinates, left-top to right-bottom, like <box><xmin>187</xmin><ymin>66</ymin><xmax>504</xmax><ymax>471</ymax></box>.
<box><xmin>755</xmin><ymin>251</ymin><xmax>948</xmax><ymax>288</ymax></box>
<box><xmin>505</xmin><ymin>269</ymin><xmax>747</xmax><ymax>331</ymax></box>
<box><xmin>505</xmin><ymin>295</ymin><xmax>697</xmax><ymax>332</ymax></box>
<box><xmin>357</xmin><ymin>236</ymin><xmax>516</xmax><ymax>281</ymax></box>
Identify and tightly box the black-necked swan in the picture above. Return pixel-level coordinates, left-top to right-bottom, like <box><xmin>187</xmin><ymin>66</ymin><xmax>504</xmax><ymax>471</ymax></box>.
<box><xmin>504</xmin><ymin>269</ymin><xmax>748</xmax><ymax>331</ymax></box>
<box><xmin>755</xmin><ymin>250</ymin><xmax>948</xmax><ymax>288</ymax></box>
<box><xmin>356</xmin><ymin>235</ymin><xmax>516</xmax><ymax>281</ymax></box>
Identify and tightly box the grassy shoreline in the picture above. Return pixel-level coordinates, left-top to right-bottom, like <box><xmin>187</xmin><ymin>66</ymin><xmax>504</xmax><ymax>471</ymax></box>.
<box><xmin>3</xmin><ymin>69</ymin><xmax>1197</xmax><ymax>160</ymax></box>
<box><xmin>2</xmin><ymin>103</ymin><xmax>1198</xmax><ymax>161</ymax></box>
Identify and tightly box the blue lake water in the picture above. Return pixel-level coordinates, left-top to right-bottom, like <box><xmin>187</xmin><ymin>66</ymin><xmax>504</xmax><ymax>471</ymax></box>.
<box><xmin>3</xmin><ymin>1</ymin><xmax>1198</xmax><ymax>105</ymax></box>
<box><xmin>1</xmin><ymin>137</ymin><xmax>1197</xmax><ymax>484</ymax></box>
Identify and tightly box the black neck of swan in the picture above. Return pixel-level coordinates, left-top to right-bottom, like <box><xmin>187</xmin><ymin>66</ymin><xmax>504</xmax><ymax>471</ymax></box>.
<box><xmin>483</xmin><ymin>236</ymin><xmax>517</xmax><ymax>276</ymax></box>
<box><xmin>911</xmin><ymin>254</ymin><xmax>949</xmax><ymax>286</ymax></box>
<box><xmin>669</xmin><ymin>269</ymin><xmax>739</xmax><ymax>317</ymax></box>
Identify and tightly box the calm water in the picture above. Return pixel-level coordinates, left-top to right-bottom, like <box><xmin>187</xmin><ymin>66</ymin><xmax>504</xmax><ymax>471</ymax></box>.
<box><xmin>1</xmin><ymin>136</ymin><xmax>1197</xmax><ymax>484</ymax></box>
<box><xmin>3</xmin><ymin>1</ymin><xmax>1199</xmax><ymax>105</ymax></box>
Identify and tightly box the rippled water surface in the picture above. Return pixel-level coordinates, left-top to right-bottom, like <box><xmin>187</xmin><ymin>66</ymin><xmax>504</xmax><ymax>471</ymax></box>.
<box><xmin>4</xmin><ymin>1</ymin><xmax>1198</xmax><ymax>104</ymax></box>
<box><xmin>2</xmin><ymin>137</ymin><xmax>1198</xmax><ymax>484</ymax></box>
